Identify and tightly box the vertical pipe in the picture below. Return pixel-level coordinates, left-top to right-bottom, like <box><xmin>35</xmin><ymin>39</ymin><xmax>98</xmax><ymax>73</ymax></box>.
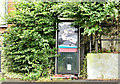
<box><xmin>90</xmin><ymin>35</ymin><xmax>92</xmax><ymax>53</ymax></box>
<box><xmin>0</xmin><ymin>51</ymin><xmax>1</xmax><ymax>72</ymax></box>
<box><xmin>78</xmin><ymin>28</ymin><xmax>80</xmax><ymax>75</ymax></box>
<box><xmin>0</xmin><ymin>34</ymin><xmax>2</xmax><ymax>72</ymax></box>
<box><xmin>95</xmin><ymin>40</ymin><xmax>98</xmax><ymax>53</ymax></box>
<box><xmin>117</xmin><ymin>9</ymin><xmax>119</xmax><ymax>79</ymax></box>
<box><xmin>100</xmin><ymin>35</ymin><xmax>102</xmax><ymax>50</ymax></box>
<box><xmin>116</xmin><ymin>11</ymin><xmax>119</xmax><ymax>51</ymax></box>
<box><xmin>55</xmin><ymin>22</ymin><xmax>58</xmax><ymax>75</ymax></box>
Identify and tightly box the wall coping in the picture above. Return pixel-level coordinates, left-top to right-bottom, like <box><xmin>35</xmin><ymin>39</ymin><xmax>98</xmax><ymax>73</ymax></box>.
<box><xmin>87</xmin><ymin>53</ymin><xmax>120</xmax><ymax>54</ymax></box>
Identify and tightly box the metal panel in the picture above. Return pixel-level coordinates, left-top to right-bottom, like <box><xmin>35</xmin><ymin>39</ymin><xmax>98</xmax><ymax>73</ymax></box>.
<box><xmin>58</xmin><ymin>48</ymin><xmax>77</xmax><ymax>52</ymax></box>
<box><xmin>57</xmin><ymin>52</ymin><xmax>79</xmax><ymax>74</ymax></box>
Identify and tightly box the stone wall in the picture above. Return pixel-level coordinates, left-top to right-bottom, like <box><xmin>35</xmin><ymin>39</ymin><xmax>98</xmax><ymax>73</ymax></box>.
<box><xmin>87</xmin><ymin>53</ymin><xmax>119</xmax><ymax>79</ymax></box>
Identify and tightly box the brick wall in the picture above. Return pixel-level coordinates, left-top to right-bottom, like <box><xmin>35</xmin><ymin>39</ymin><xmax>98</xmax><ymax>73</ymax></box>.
<box><xmin>8</xmin><ymin>0</ymin><xmax>15</xmax><ymax>13</ymax></box>
<box><xmin>8</xmin><ymin>0</ymin><xmax>15</xmax><ymax>28</ymax></box>
<box><xmin>0</xmin><ymin>0</ymin><xmax>15</xmax><ymax>47</ymax></box>
<box><xmin>0</xmin><ymin>28</ymin><xmax>6</xmax><ymax>34</ymax></box>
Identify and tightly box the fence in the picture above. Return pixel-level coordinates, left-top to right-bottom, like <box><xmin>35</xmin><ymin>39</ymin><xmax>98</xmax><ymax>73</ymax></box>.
<box><xmin>89</xmin><ymin>35</ymin><xmax>120</xmax><ymax>53</ymax></box>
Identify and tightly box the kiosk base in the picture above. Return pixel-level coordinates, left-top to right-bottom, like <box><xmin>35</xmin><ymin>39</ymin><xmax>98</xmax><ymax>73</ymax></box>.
<box><xmin>50</xmin><ymin>74</ymin><xmax>79</xmax><ymax>80</ymax></box>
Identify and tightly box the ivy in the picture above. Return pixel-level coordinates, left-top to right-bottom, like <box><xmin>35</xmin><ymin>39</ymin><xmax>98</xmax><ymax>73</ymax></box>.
<box><xmin>3</xmin><ymin>1</ymin><xmax>119</xmax><ymax>80</ymax></box>
<box><xmin>51</xmin><ymin>2</ymin><xmax>119</xmax><ymax>36</ymax></box>
<box><xmin>3</xmin><ymin>1</ymin><xmax>57</xmax><ymax>80</ymax></box>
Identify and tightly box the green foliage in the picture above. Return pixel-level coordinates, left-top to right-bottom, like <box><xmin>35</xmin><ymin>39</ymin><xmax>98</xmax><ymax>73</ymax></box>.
<box><xmin>0</xmin><ymin>77</ymin><xmax>6</xmax><ymax>81</ymax></box>
<box><xmin>3</xmin><ymin>1</ymin><xmax>119</xmax><ymax>80</ymax></box>
<box><xmin>80</xmin><ymin>56</ymin><xmax>87</xmax><ymax>79</ymax></box>
<box><xmin>52</xmin><ymin>2</ymin><xmax>119</xmax><ymax>36</ymax></box>
<box><xmin>3</xmin><ymin>1</ymin><xmax>57</xmax><ymax>80</ymax></box>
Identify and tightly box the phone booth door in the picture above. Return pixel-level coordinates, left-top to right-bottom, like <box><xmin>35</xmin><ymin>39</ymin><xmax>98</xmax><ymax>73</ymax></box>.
<box><xmin>57</xmin><ymin>21</ymin><xmax>79</xmax><ymax>74</ymax></box>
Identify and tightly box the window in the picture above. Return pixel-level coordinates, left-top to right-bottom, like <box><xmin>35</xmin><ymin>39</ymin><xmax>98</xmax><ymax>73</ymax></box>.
<box><xmin>0</xmin><ymin>0</ymin><xmax>8</xmax><ymax>27</ymax></box>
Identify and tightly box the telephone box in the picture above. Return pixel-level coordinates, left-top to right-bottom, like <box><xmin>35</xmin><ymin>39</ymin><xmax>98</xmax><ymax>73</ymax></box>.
<box><xmin>55</xmin><ymin>19</ymin><xmax>80</xmax><ymax>75</ymax></box>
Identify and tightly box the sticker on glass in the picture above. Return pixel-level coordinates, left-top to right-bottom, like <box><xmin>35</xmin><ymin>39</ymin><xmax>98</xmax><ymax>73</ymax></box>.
<box><xmin>67</xmin><ymin>64</ymin><xmax>71</xmax><ymax>70</ymax></box>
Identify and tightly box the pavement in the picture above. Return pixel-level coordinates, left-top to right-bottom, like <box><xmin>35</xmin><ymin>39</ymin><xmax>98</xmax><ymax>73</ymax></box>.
<box><xmin>0</xmin><ymin>79</ymin><xmax>119</xmax><ymax>83</ymax></box>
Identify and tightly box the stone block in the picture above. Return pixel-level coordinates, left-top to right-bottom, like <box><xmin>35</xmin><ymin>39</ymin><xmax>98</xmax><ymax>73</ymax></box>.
<box><xmin>87</xmin><ymin>53</ymin><xmax>119</xmax><ymax>79</ymax></box>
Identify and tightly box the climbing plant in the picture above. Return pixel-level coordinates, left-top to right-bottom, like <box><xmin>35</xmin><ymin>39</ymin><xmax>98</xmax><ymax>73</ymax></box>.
<box><xmin>3</xmin><ymin>1</ymin><xmax>119</xmax><ymax>80</ymax></box>
<box><xmin>52</xmin><ymin>2</ymin><xmax>119</xmax><ymax>36</ymax></box>
<box><xmin>3</xmin><ymin>1</ymin><xmax>57</xmax><ymax>80</ymax></box>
